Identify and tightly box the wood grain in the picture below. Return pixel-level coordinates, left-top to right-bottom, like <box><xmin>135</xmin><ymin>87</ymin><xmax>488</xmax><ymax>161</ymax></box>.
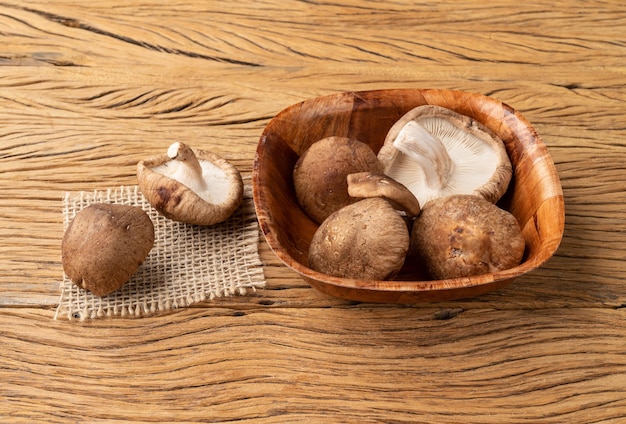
<box><xmin>1</xmin><ymin>0</ymin><xmax>626</xmax><ymax>421</ymax></box>
<box><xmin>3</xmin><ymin>307</ymin><xmax>626</xmax><ymax>422</ymax></box>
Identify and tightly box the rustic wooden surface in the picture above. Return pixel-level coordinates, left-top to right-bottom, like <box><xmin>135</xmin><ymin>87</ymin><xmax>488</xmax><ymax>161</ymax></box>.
<box><xmin>1</xmin><ymin>0</ymin><xmax>625</xmax><ymax>422</ymax></box>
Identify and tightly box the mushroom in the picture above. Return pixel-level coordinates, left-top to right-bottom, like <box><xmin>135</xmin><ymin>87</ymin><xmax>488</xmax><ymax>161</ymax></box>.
<box><xmin>137</xmin><ymin>142</ymin><xmax>243</xmax><ymax>226</ymax></box>
<box><xmin>61</xmin><ymin>203</ymin><xmax>155</xmax><ymax>297</ymax></box>
<box><xmin>377</xmin><ymin>105</ymin><xmax>512</xmax><ymax>207</ymax></box>
<box><xmin>347</xmin><ymin>172</ymin><xmax>421</xmax><ymax>218</ymax></box>
<box><xmin>308</xmin><ymin>172</ymin><xmax>419</xmax><ymax>280</ymax></box>
<box><xmin>411</xmin><ymin>194</ymin><xmax>525</xmax><ymax>280</ymax></box>
<box><xmin>293</xmin><ymin>136</ymin><xmax>384</xmax><ymax>224</ymax></box>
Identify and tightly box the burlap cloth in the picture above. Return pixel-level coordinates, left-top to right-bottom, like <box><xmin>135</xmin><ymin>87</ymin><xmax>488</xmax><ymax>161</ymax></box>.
<box><xmin>55</xmin><ymin>184</ymin><xmax>265</xmax><ymax>321</ymax></box>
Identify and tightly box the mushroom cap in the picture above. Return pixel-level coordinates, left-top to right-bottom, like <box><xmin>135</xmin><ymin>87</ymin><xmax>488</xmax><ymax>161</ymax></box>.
<box><xmin>378</xmin><ymin>105</ymin><xmax>512</xmax><ymax>206</ymax></box>
<box><xmin>61</xmin><ymin>204</ymin><xmax>155</xmax><ymax>297</ymax></box>
<box><xmin>137</xmin><ymin>145</ymin><xmax>243</xmax><ymax>226</ymax></box>
<box><xmin>308</xmin><ymin>197</ymin><xmax>410</xmax><ymax>280</ymax></box>
<box><xmin>411</xmin><ymin>194</ymin><xmax>525</xmax><ymax>280</ymax></box>
<box><xmin>347</xmin><ymin>171</ymin><xmax>421</xmax><ymax>218</ymax></box>
<box><xmin>293</xmin><ymin>136</ymin><xmax>384</xmax><ymax>224</ymax></box>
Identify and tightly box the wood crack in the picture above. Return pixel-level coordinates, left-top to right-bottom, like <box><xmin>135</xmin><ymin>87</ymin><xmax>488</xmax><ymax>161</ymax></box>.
<box><xmin>14</xmin><ymin>5</ymin><xmax>263</xmax><ymax>67</ymax></box>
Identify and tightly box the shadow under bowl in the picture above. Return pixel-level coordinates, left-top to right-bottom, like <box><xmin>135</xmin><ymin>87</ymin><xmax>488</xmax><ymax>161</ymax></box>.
<box><xmin>252</xmin><ymin>88</ymin><xmax>565</xmax><ymax>303</ymax></box>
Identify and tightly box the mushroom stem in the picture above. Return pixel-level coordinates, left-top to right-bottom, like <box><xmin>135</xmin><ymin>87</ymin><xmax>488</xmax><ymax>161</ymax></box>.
<box><xmin>392</xmin><ymin>121</ymin><xmax>454</xmax><ymax>190</ymax></box>
<box><xmin>166</xmin><ymin>142</ymin><xmax>208</xmax><ymax>193</ymax></box>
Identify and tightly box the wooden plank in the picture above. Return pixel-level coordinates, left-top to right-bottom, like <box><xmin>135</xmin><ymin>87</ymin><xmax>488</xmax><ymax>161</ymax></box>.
<box><xmin>2</xmin><ymin>307</ymin><xmax>625</xmax><ymax>422</ymax></box>
<box><xmin>1</xmin><ymin>0</ymin><xmax>625</xmax><ymax>421</ymax></box>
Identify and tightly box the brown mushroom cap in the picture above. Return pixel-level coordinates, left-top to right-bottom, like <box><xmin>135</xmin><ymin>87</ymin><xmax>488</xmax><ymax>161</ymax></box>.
<box><xmin>411</xmin><ymin>194</ymin><xmax>525</xmax><ymax>280</ymax></box>
<box><xmin>137</xmin><ymin>142</ymin><xmax>243</xmax><ymax>226</ymax></box>
<box><xmin>293</xmin><ymin>136</ymin><xmax>384</xmax><ymax>224</ymax></box>
<box><xmin>378</xmin><ymin>105</ymin><xmax>512</xmax><ymax>206</ymax></box>
<box><xmin>308</xmin><ymin>197</ymin><xmax>410</xmax><ymax>280</ymax></box>
<box><xmin>61</xmin><ymin>204</ymin><xmax>155</xmax><ymax>297</ymax></box>
<box><xmin>347</xmin><ymin>171</ymin><xmax>421</xmax><ymax>218</ymax></box>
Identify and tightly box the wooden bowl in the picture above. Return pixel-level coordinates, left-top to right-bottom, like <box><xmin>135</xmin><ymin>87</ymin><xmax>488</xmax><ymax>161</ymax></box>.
<box><xmin>252</xmin><ymin>89</ymin><xmax>564</xmax><ymax>303</ymax></box>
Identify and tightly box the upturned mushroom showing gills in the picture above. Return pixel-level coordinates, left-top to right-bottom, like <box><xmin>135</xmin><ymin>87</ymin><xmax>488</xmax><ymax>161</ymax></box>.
<box><xmin>293</xmin><ymin>136</ymin><xmax>384</xmax><ymax>224</ymax></box>
<box><xmin>346</xmin><ymin>171</ymin><xmax>421</xmax><ymax>218</ymax></box>
<box><xmin>377</xmin><ymin>105</ymin><xmax>512</xmax><ymax>207</ymax></box>
<box><xmin>61</xmin><ymin>204</ymin><xmax>155</xmax><ymax>297</ymax></box>
<box><xmin>411</xmin><ymin>194</ymin><xmax>525</xmax><ymax>280</ymax></box>
<box><xmin>308</xmin><ymin>172</ymin><xmax>419</xmax><ymax>280</ymax></box>
<box><xmin>137</xmin><ymin>142</ymin><xmax>243</xmax><ymax>226</ymax></box>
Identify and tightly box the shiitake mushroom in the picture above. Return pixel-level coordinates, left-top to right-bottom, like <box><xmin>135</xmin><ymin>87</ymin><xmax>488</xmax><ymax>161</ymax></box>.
<box><xmin>308</xmin><ymin>172</ymin><xmax>419</xmax><ymax>280</ymax></box>
<box><xmin>61</xmin><ymin>203</ymin><xmax>154</xmax><ymax>297</ymax></box>
<box><xmin>137</xmin><ymin>142</ymin><xmax>243</xmax><ymax>226</ymax></box>
<box><xmin>293</xmin><ymin>136</ymin><xmax>384</xmax><ymax>224</ymax></box>
<box><xmin>411</xmin><ymin>194</ymin><xmax>525</xmax><ymax>280</ymax></box>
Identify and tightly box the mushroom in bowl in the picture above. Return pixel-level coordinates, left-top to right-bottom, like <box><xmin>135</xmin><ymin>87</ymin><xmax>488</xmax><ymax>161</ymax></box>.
<box><xmin>411</xmin><ymin>194</ymin><xmax>526</xmax><ymax>281</ymax></box>
<box><xmin>293</xmin><ymin>136</ymin><xmax>384</xmax><ymax>224</ymax></box>
<box><xmin>252</xmin><ymin>89</ymin><xmax>565</xmax><ymax>303</ymax></box>
<box><xmin>308</xmin><ymin>172</ymin><xmax>421</xmax><ymax>281</ymax></box>
<box><xmin>377</xmin><ymin>105</ymin><xmax>512</xmax><ymax>206</ymax></box>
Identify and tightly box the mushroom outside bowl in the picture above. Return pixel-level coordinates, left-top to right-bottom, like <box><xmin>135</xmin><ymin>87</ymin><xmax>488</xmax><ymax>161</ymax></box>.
<box><xmin>252</xmin><ymin>89</ymin><xmax>565</xmax><ymax>303</ymax></box>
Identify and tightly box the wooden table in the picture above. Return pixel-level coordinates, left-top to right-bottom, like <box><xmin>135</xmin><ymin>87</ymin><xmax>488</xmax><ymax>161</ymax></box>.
<box><xmin>2</xmin><ymin>1</ymin><xmax>625</xmax><ymax>422</ymax></box>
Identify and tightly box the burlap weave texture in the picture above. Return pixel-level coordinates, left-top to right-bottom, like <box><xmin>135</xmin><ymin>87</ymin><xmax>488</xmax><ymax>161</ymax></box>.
<box><xmin>55</xmin><ymin>184</ymin><xmax>265</xmax><ymax>320</ymax></box>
